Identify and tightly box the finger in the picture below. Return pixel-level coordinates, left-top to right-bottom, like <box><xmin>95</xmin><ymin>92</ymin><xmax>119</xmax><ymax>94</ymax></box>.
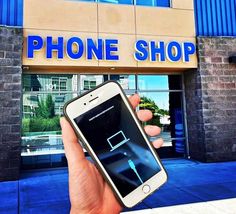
<box><xmin>60</xmin><ymin>117</ymin><xmax>86</xmax><ymax>166</ymax></box>
<box><xmin>152</xmin><ymin>138</ymin><xmax>164</xmax><ymax>149</ymax></box>
<box><xmin>144</xmin><ymin>125</ymin><xmax>161</xmax><ymax>137</ymax></box>
<box><xmin>137</xmin><ymin>109</ymin><xmax>153</xmax><ymax>122</ymax></box>
<box><xmin>128</xmin><ymin>94</ymin><xmax>140</xmax><ymax>109</ymax></box>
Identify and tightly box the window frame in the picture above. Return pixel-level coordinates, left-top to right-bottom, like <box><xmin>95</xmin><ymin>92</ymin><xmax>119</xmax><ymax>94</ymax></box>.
<box><xmin>21</xmin><ymin>73</ymin><xmax>188</xmax><ymax>158</ymax></box>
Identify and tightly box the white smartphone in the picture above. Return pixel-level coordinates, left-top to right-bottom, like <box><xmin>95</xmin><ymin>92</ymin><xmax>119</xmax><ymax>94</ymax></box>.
<box><xmin>64</xmin><ymin>81</ymin><xmax>167</xmax><ymax>208</ymax></box>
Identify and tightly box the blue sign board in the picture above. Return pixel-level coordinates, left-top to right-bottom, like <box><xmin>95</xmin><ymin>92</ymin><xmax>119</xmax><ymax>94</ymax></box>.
<box><xmin>27</xmin><ymin>35</ymin><xmax>196</xmax><ymax>63</ymax></box>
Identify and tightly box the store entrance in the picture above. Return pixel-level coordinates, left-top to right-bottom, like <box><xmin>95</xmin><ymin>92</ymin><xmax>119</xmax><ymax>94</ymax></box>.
<box><xmin>21</xmin><ymin>73</ymin><xmax>187</xmax><ymax>169</ymax></box>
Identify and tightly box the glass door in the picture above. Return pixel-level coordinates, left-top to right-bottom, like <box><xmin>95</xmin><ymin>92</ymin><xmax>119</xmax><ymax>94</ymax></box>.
<box><xmin>21</xmin><ymin>73</ymin><xmax>186</xmax><ymax>169</ymax></box>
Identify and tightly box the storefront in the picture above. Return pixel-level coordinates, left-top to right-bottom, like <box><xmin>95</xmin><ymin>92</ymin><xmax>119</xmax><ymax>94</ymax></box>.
<box><xmin>20</xmin><ymin>0</ymin><xmax>197</xmax><ymax>168</ymax></box>
<box><xmin>21</xmin><ymin>73</ymin><xmax>187</xmax><ymax>168</ymax></box>
<box><xmin>1</xmin><ymin>0</ymin><xmax>235</xmax><ymax>180</ymax></box>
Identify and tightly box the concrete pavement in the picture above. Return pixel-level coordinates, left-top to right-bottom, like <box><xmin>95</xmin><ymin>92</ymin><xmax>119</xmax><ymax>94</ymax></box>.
<box><xmin>1</xmin><ymin>158</ymin><xmax>236</xmax><ymax>213</ymax></box>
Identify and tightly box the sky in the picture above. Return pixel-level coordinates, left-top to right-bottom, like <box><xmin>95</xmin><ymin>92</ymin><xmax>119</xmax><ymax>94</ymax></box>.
<box><xmin>129</xmin><ymin>75</ymin><xmax>170</xmax><ymax>110</ymax></box>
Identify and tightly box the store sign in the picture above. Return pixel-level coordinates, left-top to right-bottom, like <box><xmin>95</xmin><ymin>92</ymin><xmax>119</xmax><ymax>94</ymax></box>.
<box><xmin>134</xmin><ymin>40</ymin><xmax>195</xmax><ymax>62</ymax></box>
<box><xmin>27</xmin><ymin>35</ymin><xmax>196</xmax><ymax>63</ymax></box>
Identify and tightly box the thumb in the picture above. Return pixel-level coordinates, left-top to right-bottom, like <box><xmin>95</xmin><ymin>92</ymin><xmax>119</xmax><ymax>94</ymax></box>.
<box><xmin>60</xmin><ymin>117</ymin><xmax>86</xmax><ymax>168</ymax></box>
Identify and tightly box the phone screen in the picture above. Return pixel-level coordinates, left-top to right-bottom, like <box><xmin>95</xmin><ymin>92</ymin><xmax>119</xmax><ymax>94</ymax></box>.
<box><xmin>74</xmin><ymin>94</ymin><xmax>161</xmax><ymax>197</ymax></box>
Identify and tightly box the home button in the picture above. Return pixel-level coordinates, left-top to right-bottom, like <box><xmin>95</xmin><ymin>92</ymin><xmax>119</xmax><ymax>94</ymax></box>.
<box><xmin>142</xmin><ymin>184</ymin><xmax>151</xmax><ymax>194</ymax></box>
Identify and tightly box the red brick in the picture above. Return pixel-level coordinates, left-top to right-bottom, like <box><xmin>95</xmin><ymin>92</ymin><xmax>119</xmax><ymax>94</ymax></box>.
<box><xmin>211</xmin><ymin>57</ymin><xmax>222</xmax><ymax>63</ymax></box>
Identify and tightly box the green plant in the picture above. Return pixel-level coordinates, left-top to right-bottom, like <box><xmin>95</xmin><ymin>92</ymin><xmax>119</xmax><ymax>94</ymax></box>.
<box><xmin>22</xmin><ymin>116</ymin><xmax>60</xmax><ymax>134</ymax></box>
<box><xmin>140</xmin><ymin>96</ymin><xmax>169</xmax><ymax>127</ymax></box>
<box><xmin>35</xmin><ymin>94</ymin><xmax>55</xmax><ymax>119</ymax></box>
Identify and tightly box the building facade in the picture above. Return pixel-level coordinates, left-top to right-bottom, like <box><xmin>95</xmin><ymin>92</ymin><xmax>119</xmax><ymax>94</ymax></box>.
<box><xmin>0</xmin><ymin>0</ymin><xmax>235</xmax><ymax>181</ymax></box>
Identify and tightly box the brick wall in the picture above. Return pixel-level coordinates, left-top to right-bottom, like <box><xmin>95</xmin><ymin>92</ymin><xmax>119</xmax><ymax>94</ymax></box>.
<box><xmin>184</xmin><ymin>37</ymin><xmax>236</xmax><ymax>162</ymax></box>
<box><xmin>0</xmin><ymin>26</ymin><xmax>22</xmax><ymax>181</ymax></box>
<box><xmin>184</xmin><ymin>69</ymin><xmax>206</xmax><ymax>161</ymax></box>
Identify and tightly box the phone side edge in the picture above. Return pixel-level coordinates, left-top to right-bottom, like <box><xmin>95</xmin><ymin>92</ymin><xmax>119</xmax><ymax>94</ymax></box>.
<box><xmin>62</xmin><ymin>81</ymin><xmax>128</xmax><ymax>208</ymax></box>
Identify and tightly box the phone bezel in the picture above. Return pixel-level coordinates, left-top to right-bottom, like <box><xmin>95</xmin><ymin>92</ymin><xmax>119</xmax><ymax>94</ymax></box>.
<box><xmin>64</xmin><ymin>81</ymin><xmax>168</xmax><ymax>208</ymax></box>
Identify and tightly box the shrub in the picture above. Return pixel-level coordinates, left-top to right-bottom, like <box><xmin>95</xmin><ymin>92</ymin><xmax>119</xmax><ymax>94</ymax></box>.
<box><xmin>22</xmin><ymin>116</ymin><xmax>60</xmax><ymax>134</ymax></box>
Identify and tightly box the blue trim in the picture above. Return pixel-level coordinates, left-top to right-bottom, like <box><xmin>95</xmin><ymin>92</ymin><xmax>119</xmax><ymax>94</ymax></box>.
<box><xmin>231</xmin><ymin>0</ymin><xmax>236</xmax><ymax>36</ymax></box>
<box><xmin>17</xmin><ymin>0</ymin><xmax>23</xmax><ymax>26</ymax></box>
<box><xmin>211</xmin><ymin>0</ymin><xmax>217</xmax><ymax>36</ymax></box>
<box><xmin>194</xmin><ymin>0</ymin><xmax>198</xmax><ymax>35</ymax></box>
<box><xmin>201</xmin><ymin>0</ymin><xmax>208</xmax><ymax>36</ymax></box>
<box><xmin>9</xmin><ymin>0</ymin><xmax>14</xmax><ymax>26</ymax></box>
<box><xmin>14</xmin><ymin>0</ymin><xmax>17</xmax><ymax>25</ymax></box>
<box><xmin>7</xmin><ymin>0</ymin><xmax>10</xmax><ymax>25</ymax></box>
<box><xmin>196</xmin><ymin>0</ymin><xmax>201</xmax><ymax>35</ymax></box>
<box><xmin>215</xmin><ymin>0</ymin><xmax>222</xmax><ymax>35</ymax></box>
<box><xmin>0</xmin><ymin>0</ymin><xmax>2</xmax><ymax>24</ymax></box>
<box><xmin>195</xmin><ymin>0</ymin><xmax>236</xmax><ymax>36</ymax></box>
<box><xmin>221</xmin><ymin>0</ymin><xmax>227</xmax><ymax>35</ymax></box>
<box><xmin>2</xmin><ymin>0</ymin><xmax>7</xmax><ymax>25</ymax></box>
<box><xmin>226</xmin><ymin>0</ymin><xmax>232</xmax><ymax>35</ymax></box>
<box><xmin>206</xmin><ymin>0</ymin><xmax>212</xmax><ymax>36</ymax></box>
<box><xmin>0</xmin><ymin>0</ymin><xmax>22</xmax><ymax>26</ymax></box>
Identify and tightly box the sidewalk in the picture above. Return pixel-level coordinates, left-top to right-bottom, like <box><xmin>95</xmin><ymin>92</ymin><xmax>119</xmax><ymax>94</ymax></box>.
<box><xmin>121</xmin><ymin>198</ymin><xmax>236</xmax><ymax>214</ymax></box>
<box><xmin>1</xmin><ymin>159</ymin><xmax>236</xmax><ymax>213</ymax></box>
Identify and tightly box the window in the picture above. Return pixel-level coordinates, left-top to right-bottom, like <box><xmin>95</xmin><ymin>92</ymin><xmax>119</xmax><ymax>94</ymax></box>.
<box><xmin>80</xmin><ymin>75</ymin><xmax>105</xmax><ymax>92</ymax></box>
<box><xmin>98</xmin><ymin>0</ymin><xmax>133</xmax><ymax>5</ymax></box>
<box><xmin>137</xmin><ymin>75</ymin><xmax>185</xmax><ymax>156</ymax></box>
<box><xmin>51</xmin><ymin>77</ymin><xmax>67</xmax><ymax>91</ymax></box>
<box><xmin>22</xmin><ymin>73</ymin><xmax>184</xmax><ymax>169</ymax></box>
<box><xmin>156</xmin><ymin>0</ymin><xmax>170</xmax><ymax>7</ymax></box>
<box><xmin>77</xmin><ymin>0</ymin><xmax>170</xmax><ymax>7</ymax></box>
<box><xmin>22</xmin><ymin>75</ymin><xmax>76</xmax><ymax>162</ymax></box>
<box><xmin>110</xmin><ymin>74</ymin><xmax>135</xmax><ymax>90</ymax></box>
<box><xmin>84</xmin><ymin>80</ymin><xmax>96</xmax><ymax>90</ymax></box>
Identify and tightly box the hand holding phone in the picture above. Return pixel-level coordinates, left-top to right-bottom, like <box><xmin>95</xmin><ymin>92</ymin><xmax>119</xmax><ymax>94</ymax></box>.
<box><xmin>62</xmin><ymin>81</ymin><xmax>167</xmax><ymax>212</ymax></box>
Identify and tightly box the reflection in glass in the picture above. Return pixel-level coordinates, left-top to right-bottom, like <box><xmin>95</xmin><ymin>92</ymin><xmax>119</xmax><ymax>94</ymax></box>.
<box><xmin>80</xmin><ymin>75</ymin><xmax>106</xmax><ymax>91</ymax></box>
<box><xmin>78</xmin><ymin>0</ymin><xmax>96</xmax><ymax>2</ymax></box>
<box><xmin>23</xmin><ymin>74</ymin><xmax>77</xmax><ymax>92</ymax></box>
<box><xmin>157</xmin><ymin>0</ymin><xmax>170</xmax><ymax>7</ymax></box>
<box><xmin>22</xmin><ymin>73</ymin><xmax>185</xmax><ymax>166</ymax></box>
<box><xmin>139</xmin><ymin>92</ymin><xmax>185</xmax><ymax>152</ymax></box>
<box><xmin>22</xmin><ymin>91</ymin><xmax>77</xmax><ymax>156</ymax></box>
<box><xmin>68</xmin><ymin>0</ymin><xmax>170</xmax><ymax>7</ymax></box>
<box><xmin>110</xmin><ymin>74</ymin><xmax>135</xmax><ymax>90</ymax></box>
<box><xmin>138</xmin><ymin>75</ymin><xmax>169</xmax><ymax>90</ymax></box>
<box><xmin>138</xmin><ymin>75</ymin><xmax>182</xmax><ymax>90</ymax></box>
<box><xmin>168</xmin><ymin>75</ymin><xmax>182</xmax><ymax>90</ymax></box>
<box><xmin>136</xmin><ymin>0</ymin><xmax>157</xmax><ymax>6</ymax></box>
<box><xmin>98</xmin><ymin>0</ymin><xmax>133</xmax><ymax>4</ymax></box>
<box><xmin>22</xmin><ymin>74</ymin><xmax>105</xmax><ymax>157</ymax></box>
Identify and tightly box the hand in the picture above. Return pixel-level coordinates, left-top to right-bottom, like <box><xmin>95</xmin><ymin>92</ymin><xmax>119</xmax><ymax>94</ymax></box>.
<box><xmin>60</xmin><ymin>94</ymin><xmax>164</xmax><ymax>214</ymax></box>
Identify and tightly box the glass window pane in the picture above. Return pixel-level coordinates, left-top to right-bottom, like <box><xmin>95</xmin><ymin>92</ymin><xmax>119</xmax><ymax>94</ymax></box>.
<box><xmin>138</xmin><ymin>75</ymin><xmax>182</xmax><ymax>90</ymax></box>
<box><xmin>136</xmin><ymin>0</ymin><xmax>157</xmax><ymax>6</ymax></box>
<box><xmin>157</xmin><ymin>0</ymin><xmax>170</xmax><ymax>7</ymax></box>
<box><xmin>76</xmin><ymin>0</ymin><xmax>96</xmax><ymax>2</ymax></box>
<box><xmin>139</xmin><ymin>92</ymin><xmax>185</xmax><ymax>152</ymax></box>
<box><xmin>138</xmin><ymin>75</ymin><xmax>168</xmax><ymax>90</ymax></box>
<box><xmin>23</xmin><ymin>74</ymin><xmax>42</xmax><ymax>91</ymax></box>
<box><xmin>136</xmin><ymin>0</ymin><xmax>170</xmax><ymax>7</ymax></box>
<box><xmin>98</xmin><ymin>0</ymin><xmax>133</xmax><ymax>4</ymax></box>
<box><xmin>110</xmin><ymin>74</ymin><xmax>136</xmax><ymax>90</ymax></box>
<box><xmin>118</xmin><ymin>0</ymin><xmax>133</xmax><ymax>4</ymax></box>
<box><xmin>80</xmin><ymin>75</ymin><xmax>106</xmax><ymax>91</ymax></box>
<box><xmin>168</xmin><ymin>75</ymin><xmax>182</xmax><ymax>90</ymax></box>
<box><xmin>23</xmin><ymin>74</ymin><xmax>77</xmax><ymax>92</ymax></box>
<box><xmin>22</xmin><ymin>92</ymin><xmax>78</xmax><ymax>156</ymax></box>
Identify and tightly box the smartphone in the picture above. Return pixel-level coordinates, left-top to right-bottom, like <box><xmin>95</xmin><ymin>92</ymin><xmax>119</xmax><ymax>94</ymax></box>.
<box><xmin>64</xmin><ymin>81</ymin><xmax>167</xmax><ymax>208</ymax></box>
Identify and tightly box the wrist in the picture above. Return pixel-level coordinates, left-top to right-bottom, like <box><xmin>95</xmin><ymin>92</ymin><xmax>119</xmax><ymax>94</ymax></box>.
<box><xmin>70</xmin><ymin>207</ymin><xmax>121</xmax><ymax>214</ymax></box>
<box><xmin>70</xmin><ymin>207</ymin><xmax>103</xmax><ymax>214</ymax></box>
